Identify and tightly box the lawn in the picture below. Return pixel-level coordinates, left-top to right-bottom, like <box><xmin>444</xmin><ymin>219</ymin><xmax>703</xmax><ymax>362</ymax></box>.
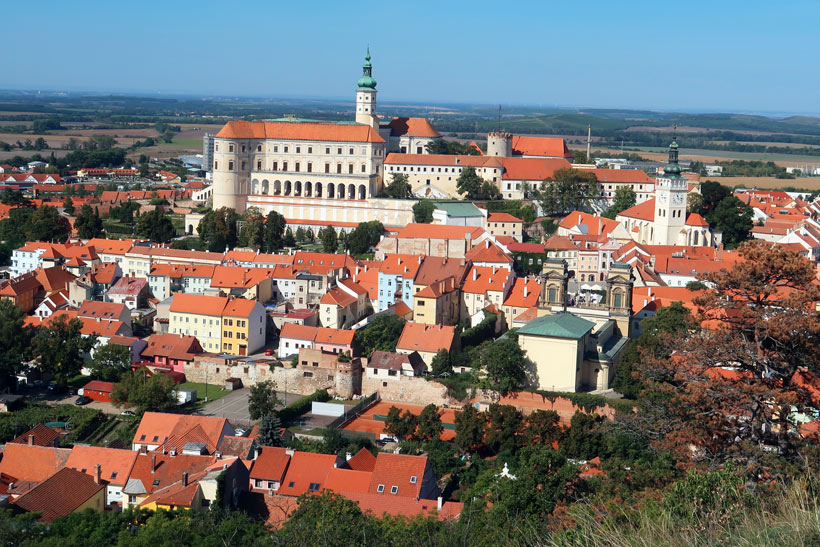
<box><xmin>178</xmin><ymin>382</ymin><xmax>229</xmax><ymax>404</ymax></box>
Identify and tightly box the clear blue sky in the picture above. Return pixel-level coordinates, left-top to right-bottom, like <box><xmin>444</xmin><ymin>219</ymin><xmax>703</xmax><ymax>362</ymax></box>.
<box><xmin>4</xmin><ymin>0</ymin><xmax>817</xmax><ymax>114</ymax></box>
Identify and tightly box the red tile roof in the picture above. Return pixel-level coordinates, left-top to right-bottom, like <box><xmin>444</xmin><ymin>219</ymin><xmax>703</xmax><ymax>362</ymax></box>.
<box><xmin>685</xmin><ymin>212</ymin><xmax>709</xmax><ymax>227</ymax></box>
<box><xmin>13</xmin><ymin>467</ymin><xmax>104</xmax><ymax>522</ymax></box>
<box><xmin>315</xmin><ymin>327</ymin><xmax>355</xmax><ymax>346</ymax></box>
<box><xmin>591</xmin><ymin>168</ymin><xmax>654</xmax><ymax>184</ymax></box>
<box><xmin>124</xmin><ymin>452</ymin><xmax>216</xmax><ymax>497</ymax></box>
<box><xmin>222</xmin><ymin>298</ymin><xmax>260</xmax><ymax>318</ymax></box>
<box><xmin>250</xmin><ymin>447</ymin><xmax>290</xmax><ymax>482</ymax></box>
<box><xmin>367</xmin><ymin>453</ymin><xmax>428</xmax><ymax>499</ymax></box>
<box><xmin>461</xmin><ymin>265</ymin><xmax>512</xmax><ymax>294</ymax></box>
<box><xmin>325</xmin><ymin>468</ymin><xmax>372</xmax><ymax>494</ymax></box>
<box><xmin>511</xmin><ymin>135</ymin><xmax>572</xmax><ymax>158</ymax></box>
<box><xmin>216</xmin><ymin>120</ymin><xmax>385</xmax><ymax>143</ymax></box>
<box><xmin>392</xmin><ymin>224</ymin><xmax>485</xmax><ymax>241</ymax></box>
<box><xmin>169</xmin><ymin>293</ymin><xmax>228</xmax><ymax>316</ymax></box>
<box><xmin>384</xmin><ymin>154</ymin><xmax>503</xmax><ymax>168</ymax></box>
<box><xmin>559</xmin><ymin>211</ymin><xmax>623</xmax><ymax>237</ymax></box>
<box><xmin>108</xmin><ymin>276</ymin><xmax>147</xmax><ymax>296</ymax></box>
<box><xmin>507</xmin><ymin>242</ymin><xmax>546</xmax><ymax>254</ymax></box>
<box><xmin>503</xmin><ymin>277</ymin><xmax>542</xmax><ymax>308</ymax></box>
<box><xmin>487</xmin><ymin>212</ymin><xmax>522</xmax><ymax>223</ymax></box>
<box><xmin>279</xmin><ymin>323</ymin><xmax>319</xmax><ymax>342</ymax></box>
<box><xmin>139</xmin><ymin>333</ymin><xmax>202</xmax><ymax>361</ymax></box>
<box><xmin>132</xmin><ymin>412</ymin><xmax>229</xmax><ymax>450</ymax></box>
<box><xmin>77</xmin><ymin>301</ymin><xmax>126</xmax><ymax>320</ymax></box>
<box><xmin>81</xmin><ymin>380</ymin><xmax>115</xmax><ymax>393</ymax></box>
<box><xmin>8</xmin><ymin>424</ymin><xmax>60</xmax><ymax>447</ymax></box>
<box><xmin>345</xmin><ymin>448</ymin><xmax>376</xmax><ymax>472</ymax></box>
<box><xmin>343</xmin><ymin>490</ymin><xmax>463</xmax><ymax>520</ymax></box>
<box><xmin>465</xmin><ymin>240</ymin><xmax>513</xmax><ymax>265</ymax></box>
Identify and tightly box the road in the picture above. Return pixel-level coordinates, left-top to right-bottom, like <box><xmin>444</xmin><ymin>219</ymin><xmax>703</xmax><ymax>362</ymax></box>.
<box><xmin>195</xmin><ymin>389</ymin><xmax>301</xmax><ymax>427</ymax></box>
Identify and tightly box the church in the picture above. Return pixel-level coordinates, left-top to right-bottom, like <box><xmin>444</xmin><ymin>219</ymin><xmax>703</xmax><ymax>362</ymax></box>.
<box><xmin>616</xmin><ymin>140</ymin><xmax>721</xmax><ymax>247</ymax></box>
<box><xmin>208</xmin><ymin>50</ymin><xmax>441</xmax><ymax>230</ymax></box>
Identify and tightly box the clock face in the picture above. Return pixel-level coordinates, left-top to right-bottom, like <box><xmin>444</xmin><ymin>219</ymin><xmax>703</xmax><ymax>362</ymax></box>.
<box><xmin>673</xmin><ymin>193</ymin><xmax>684</xmax><ymax>205</ymax></box>
<box><xmin>658</xmin><ymin>193</ymin><xmax>667</xmax><ymax>204</ymax></box>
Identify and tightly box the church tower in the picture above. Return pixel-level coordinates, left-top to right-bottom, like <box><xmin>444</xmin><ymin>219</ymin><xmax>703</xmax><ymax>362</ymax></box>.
<box><xmin>654</xmin><ymin>136</ymin><xmax>688</xmax><ymax>245</ymax></box>
<box><xmin>355</xmin><ymin>48</ymin><xmax>379</xmax><ymax>131</ymax></box>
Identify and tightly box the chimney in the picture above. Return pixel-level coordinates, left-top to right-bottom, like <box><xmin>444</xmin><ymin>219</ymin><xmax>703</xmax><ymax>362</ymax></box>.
<box><xmin>524</xmin><ymin>286</ymin><xmax>528</xmax><ymax>298</ymax></box>
<box><xmin>647</xmin><ymin>287</ymin><xmax>652</xmax><ymax>298</ymax></box>
<box><xmin>28</xmin><ymin>434</ymin><xmax>34</xmax><ymax>446</ymax></box>
<box><xmin>94</xmin><ymin>464</ymin><xmax>101</xmax><ymax>485</ymax></box>
<box><xmin>151</xmin><ymin>452</ymin><xmax>157</xmax><ymax>473</ymax></box>
<box><xmin>472</xmin><ymin>269</ymin><xmax>477</xmax><ymax>281</ymax></box>
<box><xmin>437</xmin><ymin>496</ymin><xmax>443</xmax><ymax>511</ymax></box>
<box><xmin>486</xmin><ymin>240</ymin><xmax>490</xmax><ymax>249</ymax></box>
<box><xmin>346</xmin><ymin>452</ymin><xmax>353</xmax><ymax>461</ymax></box>
<box><xmin>182</xmin><ymin>472</ymin><xmax>189</xmax><ymax>487</ymax></box>
<box><xmin>8</xmin><ymin>482</ymin><xmax>14</xmax><ymax>492</ymax></box>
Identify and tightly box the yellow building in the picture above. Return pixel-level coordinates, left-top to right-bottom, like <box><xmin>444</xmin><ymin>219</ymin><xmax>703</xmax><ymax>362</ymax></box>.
<box><xmin>221</xmin><ymin>298</ymin><xmax>266</xmax><ymax>356</ymax></box>
<box><xmin>412</xmin><ymin>277</ymin><xmax>459</xmax><ymax>325</ymax></box>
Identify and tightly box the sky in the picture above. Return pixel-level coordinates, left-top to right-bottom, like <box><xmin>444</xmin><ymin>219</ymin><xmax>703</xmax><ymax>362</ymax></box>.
<box><xmin>3</xmin><ymin>0</ymin><xmax>819</xmax><ymax>114</ymax></box>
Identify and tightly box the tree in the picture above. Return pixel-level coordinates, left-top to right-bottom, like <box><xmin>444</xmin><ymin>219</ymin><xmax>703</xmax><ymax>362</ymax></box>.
<box><xmin>352</xmin><ymin>314</ymin><xmax>405</xmax><ymax>356</ymax></box>
<box><xmin>412</xmin><ymin>199</ymin><xmax>435</xmax><ymax>223</ymax></box>
<box><xmin>456</xmin><ymin>166</ymin><xmax>500</xmax><ymax>200</ymax></box>
<box><xmin>537</xmin><ymin>168</ymin><xmax>600</xmax><ymax>214</ymax></box>
<box><xmin>112</xmin><ymin>370</ymin><xmax>177</xmax><ymax>414</ymax></box>
<box><xmin>283</xmin><ymin>228</ymin><xmax>296</xmax><ymax>248</ymax></box>
<box><xmin>258</xmin><ymin>413</ymin><xmax>283</xmax><ymax>447</ymax></box>
<box><xmin>636</xmin><ymin>241</ymin><xmax>820</xmax><ymax>466</ymax></box>
<box><xmin>479</xmin><ymin>334</ymin><xmax>529</xmax><ymax>393</ymax></box>
<box><xmin>346</xmin><ymin>220</ymin><xmax>384</xmax><ymax>256</ymax></box>
<box><xmin>384</xmin><ymin>406</ymin><xmax>417</xmax><ymax>440</ymax></box>
<box><xmin>697</xmin><ymin>180</ymin><xmax>731</xmax><ymax>217</ymax></box>
<box><xmin>522</xmin><ymin>409</ymin><xmax>561</xmax><ymax>446</ymax></box>
<box><xmin>416</xmin><ymin>404</ymin><xmax>443</xmax><ymax>441</ymax></box>
<box><xmin>602</xmin><ymin>187</ymin><xmax>636</xmax><ymax>219</ymax></box>
<box><xmin>88</xmin><ymin>343</ymin><xmax>131</xmax><ymax>382</ymax></box>
<box><xmin>687</xmin><ymin>192</ymin><xmax>704</xmax><ymax>214</ymax></box>
<box><xmin>454</xmin><ymin>405</ymin><xmax>486</xmax><ymax>454</ymax></box>
<box><xmin>572</xmin><ymin>150</ymin><xmax>590</xmax><ymax>164</ymax></box>
<box><xmin>320</xmin><ymin>226</ymin><xmax>338</xmax><ymax>253</ymax></box>
<box><xmin>25</xmin><ymin>205</ymin><xmax>70</xmax><ymax>242</ymax></box>
<box><xmin>135</xmin><ymin>208</ymin><xmax>175</xmax><ymax>243</ymax></box>
<box><xmin>295</xmin><ymin>227</ymin><xmax>306</xmax><ymax>242</ymax></box>
<box><xmin>281</xmin><ymin>491</ymin><xmax>372</xmax><ymax>545</ymax></box>
<box><xmin>34</xmin><ymin>315</ymin><xmax>96</xmax><ymax>386</ymax></box>
<box><xmin>62</xmin><ymin>196</ymin><xmax>75</xmax><ymax>216</ymax></box>
<box><xmin>198</xmin><ymin>207</ymin><xmax>239</xmax><ymax>252</ymax></box>
<box><xmin>430</xmin><ymin>349</ymin><xmax>453</xmax><ymax>376</ymax></box>
<box><xmin>0</xmin><ymin>190</ymin><xmax>33</xmax><ymax>207</ymax></box>
<box><xmin>426</xmin><ymin>140</ymin><xmax>482</xmax><ymax>156</ymax></box>
<box><xmin>264</xmin><ymin>210</ymin><xmax>287</xmax><ymax>252</ymax></box>
<box><xmin>248</xmin><ymin>380</ymin><xmax>281</xmax><ymax>420</ymax></box>
<box><xmin>484</xmin><ymin>404</ymin><xmax>523</xmax><ymax>454</ymax></box>
<box><xmin>382</xmin><ymin>173</ymin><xmax>413</xmax><ymax>199</ymax></box>
<box><xmin>706</xmin><ymin>195</ymin><xmax>752</xmax><ymax>249</ymax></box>
<box><xmin>74</xmin><ymin>204</ymin><xmax>103</xmax><ymax>239</ymax></box>
<box><xmin>0</xmin><ymin>300</ymin><xmax>33</xmax><ymax>390</ymax></box>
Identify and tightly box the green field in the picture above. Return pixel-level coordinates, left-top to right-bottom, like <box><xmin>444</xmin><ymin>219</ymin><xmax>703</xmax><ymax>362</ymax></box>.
<box><xmin>178</xmin><ymin>382</ymin><xmax>229</xmax><ymax>405</ymax></box>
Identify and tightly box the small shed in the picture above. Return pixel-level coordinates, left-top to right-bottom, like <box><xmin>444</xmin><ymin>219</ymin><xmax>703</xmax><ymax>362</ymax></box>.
<box><xmin>79</xmin><ymin>380</ymin><xmax>114</xmax><ymax>402</ymax></box>
<box><xmin>176</xmin><ymin>389</ymin><xmax>197</xmax><ymax>404</ymax></box>
<box><xmin>224</xmin><ymin>378</ymin><xmax>242</xmax><ymax>391</ymax></box>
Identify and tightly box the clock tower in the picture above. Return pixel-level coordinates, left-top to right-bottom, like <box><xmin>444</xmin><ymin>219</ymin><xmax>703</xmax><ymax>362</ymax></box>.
<box><xmin>654</xmin><ymin>137</ymin><xmax>688</xmax><ymax>245</ymax></box>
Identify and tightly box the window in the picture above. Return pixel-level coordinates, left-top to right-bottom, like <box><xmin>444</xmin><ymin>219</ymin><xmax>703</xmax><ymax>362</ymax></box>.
<box><xmin>201</xmin><ymin>499</ymin><xmax>211</xmax><ymax>507</ymax></box>
<box><xmin>274</xmin><ymin>145</ymin><xmax>278</xmax><ymax>153</ymax></box>
<box><xmin>295</xmin><ymin>162</ymin><xmax>300</xmax><ymax>172</ymax></box>
<box><xmin>361</xmin><ymin>164</ymin><xmax>366</xmax><ymax>173</ymax></box>
<box><xmin>257</xmin><ymin>160</ymin><xmax>262</xmax><ymax>170</ymax></box>
<box><xmin>377</xmin><ymin>484</ymin><xmax>385</xmax><ymax>493</ymax></box>
<box><xmin>337</xmin><ymin>147</ymin><xmax>342</xmax><ymax>154</ymax></box>
<box><xmin>287</xmin><ymin>481</ymin><xmax>295</xmax><ymax>488</ymax></box>
<box><xmin>308</xmin><ymin>482</ymin><xmax>321</xmax><ymax>492</ymax></box>
<box><xmin>349</xmin><ymin>147</ymin><xmax>354</xmax><ymax>155</ymax></box>
<box><xmin>153</xmin><ymin>479</ymin><xmax>160</xmax><ymax>486</ymax></box>
<box><xmin>410</xmin><ymin>476</ymin><xmax>418</xmax><ymax>484</ymax></box>
<box><xmin>337</xmin><ymin>163</ymin><xmax>342</xmax><ymax>174</ymax></box>
<box><xmin>214</xmin><ymin>160</ymin><xmax>218</xmax><ymax>170</ymax></box>
<box><xmin>325</xmin><ymin>146</ymin><xmax>330</xmax><ymax>154</ymax></box>
<box><xmin>111</xmin><ymin>472</ymin><xmax>118</xmax><ymax>479</ymax></box>
<box><xmin>348</xmin><ymin>164</ymin><xmax>354</xmax><ymax>174</ymax></box>
<box><xmin>390</xmin><ymin>486</ymin><xmax>398</xmax><ymax>495</ymax></box>
<box><xmin>229</xmin><ymin>144</ymin><xmax>234</xmax><ymax>152</ymax></box>
<box><xmin>308</xmin><ymin>146</ymin><xmax>313</xmax><ymax>154</ymax></box>
<box><xmin>307</xmin><ymin>162</ymin><xmax>312</xmax><ymax>173</ymax></box>
<box><xmin>152</xmin><ymin>435</ymin><xmax>159</xmax><ymax>442</ymax></box>
<box><xmin>282</xmin><ymin>162</ymin><xmax>288</xmax><ymax>171</ymax></box>
<box><xmin>296</xmin><ymin>146</ymin><xmax>301</xmax><ymax>153</ymax></box>
<box><xmin>325</xmin><ymin>163</ymin><xmax>330</xmax><ymax>173</ymax></box>
<box><xmin>284</xmin><ymin>146</ymin><xmax>289</xmax><ymax>153</ymax></box>
<box><xmin>303</xmin><ymin>371</ymin><xmax>313</xmax><ymax>378</ymax></box>
<box><xmin>257</xmin><ymin>144</ymin><xmax>262</xmax><ymax>152</ymax></box>
<box><xmin>388</xmin><ymin>370</ymin><xmax>397</xmax><ymax>376</ymax></box>
<box><xmin>228</xmin><ymin>160</ymin><xmax>234</xmax><ymax>170</ymax></box>
<box><xmin>140</xmin><ymin>434</ymin><xmax>146</xmax><ymax>441</ymax></box>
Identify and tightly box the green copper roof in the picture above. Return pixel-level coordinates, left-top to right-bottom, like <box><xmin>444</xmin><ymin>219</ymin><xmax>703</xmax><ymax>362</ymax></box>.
<box><xmin>518</xmin><ymin>312</ymin><xmax>595</xmax><ymax>339</ymax></box>
<box><xmin>434</xmin><ymin>202</ymin><xmax>483</xmax><ymax>217</ymax></box>
<box><xmin>357</xmin><ymin>47</ymin><xmax>377</xmax><ymax>91</ymax></box>
<box><xmin>663</xmin><ymin>138</ymin><xmax>683</xmax><ymax>177</ymax></box>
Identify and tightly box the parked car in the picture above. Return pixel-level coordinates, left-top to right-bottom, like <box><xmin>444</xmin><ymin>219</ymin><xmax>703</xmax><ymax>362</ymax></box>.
<box><xmin>120</xmin><ymin>410</ymin><xmax>136</xmax><ymax>417</ymax></box>
<box><xmin>47</xmin><ymin>383</ymin><xmax>67</xmax><ymax>394</ymax></box>
<box><xmin>74</xmin><ymin>396</ymin><xmax>91</xmax><ymax>406</ymax></box>
<box><xmin>264</xmin><ymin>349</ymin><xmax>274</xmax><ymax>356</ymax></box>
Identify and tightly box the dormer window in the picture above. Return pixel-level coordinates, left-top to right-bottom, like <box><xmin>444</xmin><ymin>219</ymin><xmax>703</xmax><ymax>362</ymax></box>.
<box><xmin>390</xmin><ymin>486</ymin><xmax>398</xmax><ymax>494</ymax></box>
<box><xmin>410</xmin><ymin>476</ymin><xmax>417</xmax><ymax>484</ymax></box>
<box><xmin>377</xmin><ymin>484</ymin><xmax>385</xmax><ymax>493</ymax></box>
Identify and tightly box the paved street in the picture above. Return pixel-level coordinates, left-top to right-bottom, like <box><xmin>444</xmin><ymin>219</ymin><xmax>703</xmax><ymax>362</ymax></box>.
<box><xmin>195</xmin><ymin>389</ymin><xmax>301</xmax><ymax>427</ymax></box>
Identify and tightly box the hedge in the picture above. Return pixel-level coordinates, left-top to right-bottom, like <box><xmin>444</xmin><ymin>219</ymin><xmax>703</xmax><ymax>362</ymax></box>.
<box><xmin>277</xmin><ymin>389</ymin><xmax>330</xmax><ymax>425</ymax></box>
<box><xmin>0</xmin><ymin>403</ymin><xmax>104</xmax><ymax>445</ymax></box>
<box><xmin>529</xmin><ymin>389</ymin><xmax>636</xmax><ymax>414</ymax></box>
<box><xmin>461</xmin><ymin>311</ymin><xmax>497</xmax><ymax>349</ymax></box>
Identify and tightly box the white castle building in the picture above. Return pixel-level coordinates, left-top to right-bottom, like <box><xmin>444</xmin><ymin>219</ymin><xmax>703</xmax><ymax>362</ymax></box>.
<box><xmin>209</xmin><ymin>49</ymin><xmax>442</xmax><ymax>229</ymax></box>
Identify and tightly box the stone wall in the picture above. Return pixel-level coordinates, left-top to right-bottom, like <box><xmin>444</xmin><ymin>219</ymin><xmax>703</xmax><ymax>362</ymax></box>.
<box><xmin>362</xmin><ymin>376</ymin><xmax>451</xmax><ymax>407</ymax></box>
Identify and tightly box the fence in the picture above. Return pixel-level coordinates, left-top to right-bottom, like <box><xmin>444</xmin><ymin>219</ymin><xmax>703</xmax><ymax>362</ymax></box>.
<box><xmin>326</xmin><ymin>392</ymin><xmax>380</xmax><ymax>430</ymax></box>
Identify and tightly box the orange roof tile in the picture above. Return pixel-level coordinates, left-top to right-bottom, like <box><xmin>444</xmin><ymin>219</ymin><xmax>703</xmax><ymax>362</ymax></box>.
<box><xmin>279</xmin><ymin>451</ymin><xmax>340</xmax><ymax>497</ymax></box>
<box><xmin>392</xmin><ymin>223</ymin><xmax>485</xmax><ymax>241</ymax></box>
<box><xmin>500</xmin><ymin>157</ymin><xmax>571</xmax><ymax>180</ymax></box>
<box><xmin>461</xmin><ymin>265</ymin><xmax>512</xmax><ymax>294</ymax></box>
<box><xmin>380</xmin><ymin>254</ymin><xmax>424</xmax><ymax>277</ymax></box>
<box><xmin>315</xmin><ymin>327</ymin><xmax>355</xmax><ymax>346</ymax></box>
<box><xmin>222</xmin><ymin>298</ymin><xmax>260</xmax><ymax>318</ymax></box>
<box><xmin>132</xmin><ymin>412</ymin><xmax>229</xmax><ymax>450</ymax></box>
<box><xmin>487</xmin><ymin>212</ymin><xmax>523</xmax><ymax>223</ymax></box>
<box><xmin>169</xmin><ymin>293</ymin><xmax>228</xmax><ymax>316</ymax></box>
<box><xmin>346</xmin><ymin>448</ymin><xmax>376</xmax><ymax>472</ymax></box>
<box><xmin>384</xmin><ymin>153</ymin><xmax>503</xmax><ymax>168</ymax></box>
<box><xmin>616</xmin><ymin>198</ymin><xmax>656</xmax><ymax>222</ymax></box>
<box><xmin>216</xmin><ymin>120</ymin><xmax>385</xmax><ymax>143</ymax></box>
<box><xmin>279</xmin><ymin>323</ymin><xmax>318</xmax><ymax>342</ymax></box>
<box><xmin>0</xmin><ymin>444</ymin><xmax>70</xmax><ymax>483</ymax></box>
<box><xmin>343</xmin><ymin>490</ymin><xmax>463</xmax><ymax>520</ymax></box>
<box><xmin>396</xmin><ymin>323</ymin><xmax>457</xmax><ymax>354</ymax></box>
<box><xmin>511</xmin><ymin>135</ymin><xmax>572</xmax><ymax>158</ymax></box>
<box><xmin>324</xmin><ymin>468</ymin><xmax>372</xmax><ymax>494</ymax></box>
<box><xmin>503</xmin><ymin>277</ymin><xmax>542</xmax><ymax>309</ymax></box>
<box><xmin>367</xmin><ymin>453</ymin><xmax>428</xmax><ymax>498</ymax></box>
<box><xmin>65</xmin><ymin>446</ymin><xmax>138</xmax><ymax>487</ymax></box>
<box><xmin>465</xmin><ymin>240</ymin><xmax>513</xmax><ymax>264</ymax></box>
<box><xmin>384</xmin><ymin>117</ymin><xmax>441</xmax><ymax>138</ymax></box>
<box><xmin>591</xmin><ymin>168</ymin><xmax>654</xmax><ymax>184</ymax></box>
<box><xmin>8</xmin><ymin>425</ymin><xmax>60</xmax><ymax>447</ymax></box>
<box><xmin>124</xmin><ymin>452</ymin><xmax>216</xmax><ymax>497</ymax></box>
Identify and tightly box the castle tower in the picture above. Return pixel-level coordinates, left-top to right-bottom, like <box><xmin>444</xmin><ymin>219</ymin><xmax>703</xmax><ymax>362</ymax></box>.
<box><xmin>654</xmin><ymin>136</ymin><xmax>688</xmax><ymax>245</ymax></box>
<box><xmin>487</xmin><ymin>131</ymin><xmax>513</xmax><ymax>157</ymax></box>
<box><xmin>541</xmin><ymin>258</ymin><xmax>568</xmax><ymax>310</ymax></box>
<box><xmin>212</xmin><ymin>136</ymin><xmax>250</xmax><ymax>212</ymax></box>
<box><xmin>605</xmin><ymin>262</ymin><xmax>634</xmax><ymax>336</ymax></box>
<box><xmin>355</xmin><ymin>48</ymin><xmax>379</xmax><ymax>131</ymax></box>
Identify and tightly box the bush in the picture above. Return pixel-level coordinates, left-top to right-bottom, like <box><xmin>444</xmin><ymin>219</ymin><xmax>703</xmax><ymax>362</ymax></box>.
<box><xmin>278</xmin><ymin>389</ymin><xmax>330</xmax><ymax>424</ymax></box>
<box><xmin>461</xmin><ymin>311</ymin><xmax>497</xmax><ymax>349</ymax></box>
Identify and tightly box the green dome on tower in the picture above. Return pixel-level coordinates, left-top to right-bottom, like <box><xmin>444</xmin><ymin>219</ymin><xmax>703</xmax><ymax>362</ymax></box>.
<box><xmin>663</xmin><ymin>137</ymin><xmax>682</xmax><ymax>176</ymax></box>
<box><xmin>357</xmin><ymin>47</ymin><xmax>377</xmax><ymax>91</ymax></box>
